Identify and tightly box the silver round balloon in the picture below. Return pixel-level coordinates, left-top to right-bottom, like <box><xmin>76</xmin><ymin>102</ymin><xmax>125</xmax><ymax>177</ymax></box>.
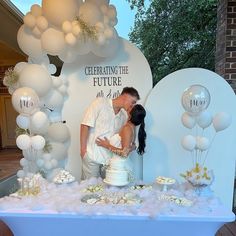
<box><xmin>181</xmin><ymin>84</ymin><xmax>210</xmax><ymax>115</ymax></box>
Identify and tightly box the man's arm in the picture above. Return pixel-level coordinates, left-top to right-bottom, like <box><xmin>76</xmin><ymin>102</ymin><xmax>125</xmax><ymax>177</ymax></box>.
<box><xmin>80</xmin><ymin>124</ymin><xmax>90</xmax><ymax>158</ymax></box>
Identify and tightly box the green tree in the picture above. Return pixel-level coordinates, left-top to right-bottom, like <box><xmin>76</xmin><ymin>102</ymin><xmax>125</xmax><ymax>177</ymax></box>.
<box><xmin>128</xmin><ymin>0</ymin><xmax>217</xmax><ymax>85</ymax></box>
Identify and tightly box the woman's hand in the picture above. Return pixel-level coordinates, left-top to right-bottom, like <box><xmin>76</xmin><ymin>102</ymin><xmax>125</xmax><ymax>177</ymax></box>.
<box><xmin>96</xmin><ymin>137</ymin><xmax>110</xmax><ymax>149</ymax></box>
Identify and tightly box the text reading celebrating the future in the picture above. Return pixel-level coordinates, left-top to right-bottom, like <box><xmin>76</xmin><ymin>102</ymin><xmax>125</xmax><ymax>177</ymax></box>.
<box><xmin>84</xmin><ymin>65</ymin><xmax>129</xmax><ymax>87</ymax></box>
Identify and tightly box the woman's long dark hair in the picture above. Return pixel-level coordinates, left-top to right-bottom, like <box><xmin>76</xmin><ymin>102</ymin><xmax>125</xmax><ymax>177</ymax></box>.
<box><xmin>129</xmin><ymin>104</ymin><xmax>146</xmax><ymax>155</ymax></box>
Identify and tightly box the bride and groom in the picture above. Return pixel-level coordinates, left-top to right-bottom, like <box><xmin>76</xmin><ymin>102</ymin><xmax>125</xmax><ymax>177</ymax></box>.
<box><xmin>80</xmin><ymin>87</ymin><xmax>146</xmax><ymax>180</ymax></box>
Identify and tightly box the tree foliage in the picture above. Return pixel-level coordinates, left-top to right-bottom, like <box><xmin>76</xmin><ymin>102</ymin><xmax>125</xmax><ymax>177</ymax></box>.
<box><xmin>128</xmin><ymin>0</ymin><xmax>217</xmax><ymax>85</ymax></box>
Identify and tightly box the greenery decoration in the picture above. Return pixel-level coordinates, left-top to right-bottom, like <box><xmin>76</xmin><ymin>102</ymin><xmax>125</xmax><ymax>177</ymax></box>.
<box><xmin>3</xmin><ymin>67</ymin><xmax>19</xmax><ymax>87</ymax></box>
<box><xmin>43</xmin><ymin>140</ymin><xmax>52</xmax><ymax>153</ymax></box>
<box><xmin>15</xmin><ymin>125</ymin><xmax>29</xmax><ymax>137</ymax></box>
<box><xmin>75</xmin><ymin>17</ymin><xmax>98</xmax><ymax>40</ymax></box>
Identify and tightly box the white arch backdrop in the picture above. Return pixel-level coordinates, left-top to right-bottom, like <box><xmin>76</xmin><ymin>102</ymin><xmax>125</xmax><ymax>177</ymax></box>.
<box><xmin>61</xmin><ymin>38</ymin><xmax>153</xmax><ymax>180</ymax></box>
<box><xmin>143</xmin><ymin>68</ymin><xmax>236</xmax><ymax>208</ymax></box>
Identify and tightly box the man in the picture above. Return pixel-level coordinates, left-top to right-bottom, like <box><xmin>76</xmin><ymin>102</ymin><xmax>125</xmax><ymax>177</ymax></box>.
<box><xmin>80</xmin><ymin>87</ymin><xmax>140</xmax><ymax>180</ymax></box>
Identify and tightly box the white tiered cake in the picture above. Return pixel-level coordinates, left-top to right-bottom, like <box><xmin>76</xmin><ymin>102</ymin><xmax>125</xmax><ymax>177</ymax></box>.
<box><xmin>104</xmin><ymin>157</ymin><xmax>129</xmax><ymax>186</ymax></box>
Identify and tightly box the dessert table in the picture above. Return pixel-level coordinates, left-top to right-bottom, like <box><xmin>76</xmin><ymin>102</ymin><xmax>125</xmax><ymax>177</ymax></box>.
<box><xmin>0</xmin><ymin>178</ymin><xmax>235</xmax><ymax>236</ymax></box>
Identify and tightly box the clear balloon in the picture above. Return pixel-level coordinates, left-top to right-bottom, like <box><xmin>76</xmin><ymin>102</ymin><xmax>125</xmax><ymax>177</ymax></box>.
<box><xmin>12</xmin><ymin>87</ymin><xmax>39</xmax><ymax>115</ymax></box>
<box><xmin>181</xmin><ymin>85</ymin><xmax>211</xmax><ymax>115</ymax></box>
<box><xmin>213</xmin><ymin>112</ymin><xmax>232</xmax><ymax>132</ymax></box>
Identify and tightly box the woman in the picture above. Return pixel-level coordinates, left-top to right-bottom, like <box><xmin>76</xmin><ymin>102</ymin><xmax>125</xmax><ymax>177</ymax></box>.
<box><xmin>96</xmin><ymin>104</ymin><xmax>146</xmax><ymax>162</ymax></box>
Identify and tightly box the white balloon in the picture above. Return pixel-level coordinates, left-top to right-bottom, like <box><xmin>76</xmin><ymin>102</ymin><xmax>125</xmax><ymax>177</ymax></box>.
<box><xmin>17</xmin><ymin>25</ymin><xmax>44</xmax><ymax>59</ymax></box>
<box><xmin>50</xmin><ymin>142</ymin><xmax>67</xmax><ymax>160</ymax></box>
<box><xmin>31</xmin><ymin>111</ymin><xmax>49</xmax><ymax>130</ymax></box>
<box><xmin>48</xmin><ymin>123</ymin><xmax>70</xmax><ymax>142</ymax></box>
<box><xmin>92</xmin><ymin>29</ymin><xmax>120</xmax><ymax>57</ymax></box>
<box><xmin>42</xmin><ymin>0</ymin><xmax>79</xmax><ymax>27</ymax></box>
<box><xmin>17</xmin><ymin>170</ymin><xmax>25</xmax><ymax>178</ymax></box>
<box><xmin>52</xmin><ymin>76</ymin><xmax>63</xmax><ymax>88</ymax></box>
<box><xmin>88</xmin><ymin>0</ymin><xmax>109</xmax><ymax>5</ymax></box>
<box><xmin>47</xmin><ymin>111</ymin><xmax>62</xmax><ymax>123</ymax></box>
<box><xmin>58</xmin><ymin>45</ymin><xmax>78</xmax><ymax>63</ymax></box>
<box><xmin>181</xmin><ymin>135</ymin><xmax>196</xmax><ymax>151</ymax></box>
<box><xmin>41</xmin><ymin>28</ymin><xmax>66</xmax><ymax>55</ymax></box>
<box><xmin>16</xmin><ymin>114</ymin><xmax>30</xmax><ymax>129</ymax></box>
<box><xmin>58</xmin><ymin>84</ymin><xmax>68</xmax><ymax>95</ymax></box>
<box><xmin>36</xmin><ymin>16</ymin><xmax>48</xmax><ymax>31</ymax></box>
<box><xmin>36</xmin><ymin>158</ymin><xmax>44</xmax><ymax>167</ymax></box>
<box><xmin>12</xmin><ymin>87</ymin><xmax>39</xmax><ymax>115</ymax></box>
<box><xmin>75</xmin><ymin>38</ymin><xmax>92</xmax><ymax>55</ymax></box>
<box><xmin>196</xmin><ymin>110</ymin><xmax>212</xmax><ymax>129</ymax></box>
<box><xmin>62</xmin><ymin>21</ymin><xmax>72</xmax><ymax>33</ymax></box>
<box><xmin>43</xmin><ymin>89</ymin><xmax>64</xmax><ymax>110</ymax></box>
<box><xmin>44</xmin><ymin>160</ymin><xmax>53</xmax><ymax>170</ymax></box>
<box><xmin>20</xmin><ymin>158</ymin><xmax>28</xmax><ymax>167</ymax></box>
<box><xmin>14</xmin><ymin>62</ymin><xmax>28</xmax><ymax>74</ymax></box>
<box><xmin>28</xmin><ymin>54</ymin><xmax>50</xmax><ymax>67</ymax></box>
<box><xmin>107</xmin><ymin>5</ymin><xmax>117</xmax><ymax>19</ymax></box>
<box><xmin>65</xmin><ymin>33</ymin><xmax>77</xmax><ymax>45</ymax></box>
<box><xmin>72</xmin><ymin>23</ymin><xmax>81</xmax><ymax>36</ymax></box>
<box><xmin>104</xmin><ymin>27</ymin><xmax>114</xmax><ymax>39</ymax></box>
<box><xmin>196</xmin><ymin>136</ymin><xmax>210</xmax><ymax>151</ymax></box>
<box><xmin>78</xmin><ymin>2</ymin><xmax>102</xmax><ymax>26</ymax></box>
<box><xmin>181</xmin><ymin>85</ymin><xmax>211</xmax><ymax>115</ymax></box>
<box><xmin>32</xmin><ymin>26</ymin><xmax>41</xmax><ymax>38</ymax></box>
<box><xmin>31</xmin><ymin>135</ymin><xmax>46</xmax><ymax>150</ymax></box>
<box><xmin>23</xmin><ymin>13</ymin><xmax>36</xmax><ymax>28</ymax></box>
<box><xmin>31</xmin><ymin>4</ymin><xmax>42</xmax><ymax>17</ymax></box>
<box><xmin>110</xmin><ymin>17</ymin><xmax>118</xmax><ymax>27</ymax></box>
<box><xmin>51</xmin><ymin>159</ymin><xmax>58</xmax><ymax>168</ymax></box>
<box><xmin>16</xmin><ymin>134</ymin><xmax>31</xmax><ymax>150</ymax></box>
<box><xmin>100</xmin><ymin>4</ymin><xmax>108</xmax><ymax>14</ymax></box>
<box><xmin>19</xmin><ymin>64</ymin><xmax>52</xmax><ymax>97</ymax></box>
<box><xmin>213</xmin><ymin>112</ymin><xmax>232</xmax><ymax>132</ymax></box>
<box><xmin>43</xmin><ymin>153</ymin><xmax>52</xmax><ymax>161</ymax></box>
<box><xmin>181</xmin><ymin>112</ymin><xmax>196</xmax><ymax>129</ymax></box>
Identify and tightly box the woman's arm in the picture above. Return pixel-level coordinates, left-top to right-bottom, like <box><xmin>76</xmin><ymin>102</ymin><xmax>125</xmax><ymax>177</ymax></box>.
<box><xmin>96</xmin><ymin>125</ymin><xmax>134</xmax><ymax>157</ymax></box>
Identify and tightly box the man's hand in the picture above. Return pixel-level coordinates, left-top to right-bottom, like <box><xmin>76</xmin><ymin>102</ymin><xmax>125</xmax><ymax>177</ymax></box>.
<box><xmin>80</xmin><ymin>148</ymin><xmax>87</xmax><ymax>158</ymax></box>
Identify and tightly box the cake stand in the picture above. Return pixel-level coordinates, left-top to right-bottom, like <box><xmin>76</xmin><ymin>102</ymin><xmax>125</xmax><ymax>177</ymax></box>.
<box><xmin>156</xmin><ymin>176</ymin><xmax>176</xmax><ymax>192</ymax></box>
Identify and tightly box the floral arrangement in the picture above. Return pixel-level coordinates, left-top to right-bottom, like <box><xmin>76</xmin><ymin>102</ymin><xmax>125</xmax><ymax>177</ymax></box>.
<box><xmin>181</xmin><ymin>163</ymin><xmax>213</xmax><ymax>187</ymax></box>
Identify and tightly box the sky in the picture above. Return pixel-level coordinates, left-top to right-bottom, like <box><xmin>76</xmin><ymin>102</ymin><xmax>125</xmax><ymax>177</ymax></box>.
<box><xmin>10</xmin><ymin>0</ymin><xmax>137</xmax><ymax>40</ymax></box>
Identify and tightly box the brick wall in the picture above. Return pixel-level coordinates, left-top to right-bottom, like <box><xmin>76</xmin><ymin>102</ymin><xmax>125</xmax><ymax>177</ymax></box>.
<box><xmin>216</xmin><ymin>0</ymin><xmax>236</xmax><ymax>92</ymax></box>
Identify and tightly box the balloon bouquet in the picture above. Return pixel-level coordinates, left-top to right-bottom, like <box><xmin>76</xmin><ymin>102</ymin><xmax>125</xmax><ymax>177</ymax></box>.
<box><xmin>180</xmin><ymin>85</ymin><xmax>232</xmax><ymax>191</ymax></box>
<box><xmin>2</xmin><ymin>0</ymin><xmax>121</xmax><ymax>182</ymax></box>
